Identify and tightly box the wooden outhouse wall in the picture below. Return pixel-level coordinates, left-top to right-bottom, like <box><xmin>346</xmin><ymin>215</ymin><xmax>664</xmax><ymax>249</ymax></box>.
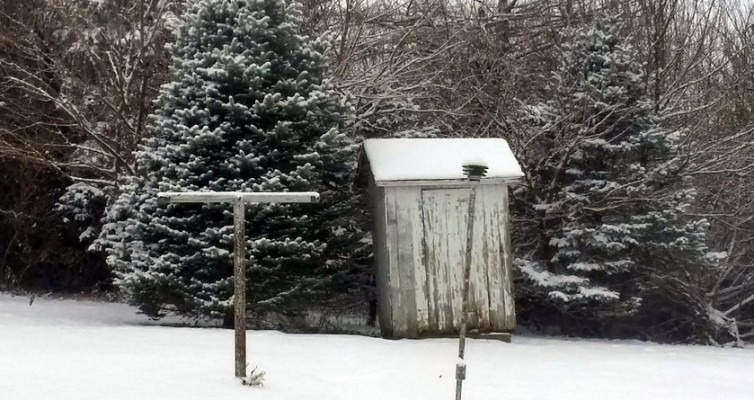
<box><xmin>372</xmin><ymin>181</ymin><xmax>516</xmax><ymax>338</ymax></box>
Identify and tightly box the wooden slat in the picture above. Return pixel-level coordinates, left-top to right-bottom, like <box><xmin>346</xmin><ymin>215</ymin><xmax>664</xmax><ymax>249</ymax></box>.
<box><xmin>485</xmin><ymin>186</ymin><xmax>506</xmax><ymax>330</ymax></box>
<box><xmin>420</xmin><ymin>190</ymin><xmax>440</xmax><ymax>332</ymax></box>
<box><xmin>409</xmin><ymin>191</ymin><xmax>430</xmax><ymax>335</ymax></box>
<box><xmin>447</xmin><ymin>189</ymin><xmax>466</xmax><ymax>331</ymax></box>
<box><xmin>385</xmin><ymin>189</ymin><xmax>407</xmax><ymax>336</ymax></box>
<box><xmin>421</xmin><ymin>190</ymin><xmax>451</xmax><ymax>332</ymax></box>
<box><xmin>499</xmin><ymin>188</ymin><xmax>517</xmax><ymax>330</ymax></box>
<box><xmin>158</xmin><ymin>191</ymin><xmax>319</xmax><ymax>204</ymax></box>
<box><xmin>395</xmin><ymin>188</ymin><xmax>419</xmax><ymax>337</ymax></box>
<box><xmin>392</xmin><ymin>187</ymin><xmax>429</xmax><ymax>335</ymax></box>
<box><xmin>469</xmin><ymin>186</ymin><xmax>491</xmax><ymax>330</ymax></box>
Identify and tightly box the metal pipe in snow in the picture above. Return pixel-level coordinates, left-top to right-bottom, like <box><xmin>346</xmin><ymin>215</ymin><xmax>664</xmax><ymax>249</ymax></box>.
<box><xmin>455</xmin><ymin>164</ymin><xmax>488</xmax><ymax>400</ymax></box>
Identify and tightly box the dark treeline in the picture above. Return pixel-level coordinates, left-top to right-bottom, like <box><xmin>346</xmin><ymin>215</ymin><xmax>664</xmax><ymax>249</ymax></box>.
<box><xmin>1</xmin><ymin>0</ymin><xmax>752</xmax><ymax>345</ymax></box>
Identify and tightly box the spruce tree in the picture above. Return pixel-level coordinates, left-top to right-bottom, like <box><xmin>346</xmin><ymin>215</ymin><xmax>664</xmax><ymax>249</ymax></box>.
<box><xmin>513</xmin><ymin>18</ymin><xmax>716</xmax><ymax>335</ymax></box>
<box><xmin>95</xmin><ymin>0</ymin><xmax>354</xmax><ymax>321</ymax></box>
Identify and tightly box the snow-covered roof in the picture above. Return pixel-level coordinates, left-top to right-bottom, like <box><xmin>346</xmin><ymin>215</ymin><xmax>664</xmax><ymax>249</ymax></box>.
<box><xmin>361</xmin><ymin>138</ymin><xmax>524</xmax><ymax>186</ymax></box>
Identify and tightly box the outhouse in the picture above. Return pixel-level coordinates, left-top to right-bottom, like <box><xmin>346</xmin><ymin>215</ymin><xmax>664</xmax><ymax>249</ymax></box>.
<box><xmin>358</xmin><ymin>138</ymin><xmax>524</xmax><ymax>338</ymax></box>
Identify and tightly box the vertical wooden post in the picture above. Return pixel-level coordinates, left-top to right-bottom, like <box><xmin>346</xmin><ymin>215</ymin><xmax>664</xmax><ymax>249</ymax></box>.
<box><xmin>157</xmin><ymin>191</ymin><xmax>319</xmax><ymax>381</ymax></box>
<box><xmin>233</xmin><ymin>198</ymin><xmax>246</xmax><ymax>378</ymax></box>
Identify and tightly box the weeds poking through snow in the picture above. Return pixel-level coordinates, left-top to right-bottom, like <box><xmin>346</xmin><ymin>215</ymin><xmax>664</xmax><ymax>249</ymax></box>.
<box><xmin>242</xmin><ymin>366</ymin><xmax>265</xmax><ymax>387</ymax></box>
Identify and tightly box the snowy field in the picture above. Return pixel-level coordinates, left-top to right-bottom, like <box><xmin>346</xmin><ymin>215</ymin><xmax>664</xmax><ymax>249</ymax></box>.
<box><xmin>1</xmin><ymin>294</ymin><xmax>752</xmax><ymax>400</ymax></box>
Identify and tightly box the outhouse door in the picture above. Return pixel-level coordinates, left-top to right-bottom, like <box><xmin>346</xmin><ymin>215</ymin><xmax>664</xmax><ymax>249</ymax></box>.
<box><xmin>420</xmin><ymin>186</ymin><xmax>514</xmax><ymax>333</ymax></box>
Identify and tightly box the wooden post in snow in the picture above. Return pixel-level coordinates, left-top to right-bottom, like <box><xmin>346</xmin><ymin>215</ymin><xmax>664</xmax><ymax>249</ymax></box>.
<box><xmin>455</xmin><ymin>164</ymin><xmax>488</xmax><ymax>400</ymax></box>
<box><xmin>157</xmin><ymin>191</ymin><xmax>319</xmax><ymax>379</ymax></box>
<box><xmin>233</xmin><ymin>198</ymin><xmax>246</xmax><ymax>378</ymax></box>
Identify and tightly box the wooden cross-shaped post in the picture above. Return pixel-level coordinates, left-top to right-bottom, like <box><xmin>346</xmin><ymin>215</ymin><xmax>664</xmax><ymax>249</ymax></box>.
<box><xmin>157</xmin><ymin>191</ymin><xmax>320</xmax><ymax>379</ymax></box>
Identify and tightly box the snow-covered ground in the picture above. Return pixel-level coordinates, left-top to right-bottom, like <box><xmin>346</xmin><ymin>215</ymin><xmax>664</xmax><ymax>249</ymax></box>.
<box><xmin>1</xmin><ymin>294</ymin><xmax>752</xmax><ymax>400</ymax></box>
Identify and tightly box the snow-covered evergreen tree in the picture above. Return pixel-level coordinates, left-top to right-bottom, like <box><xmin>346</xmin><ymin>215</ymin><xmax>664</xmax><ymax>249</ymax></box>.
<box><xmin>513</xmin><ymin>18</ymin><xmax>716</xmax><ymax>334</ymax></box>
<box><xmin>56</xmin><ymin>183</ymin><xmax>109</xmax><ymax>245</ymax></box>
<box><xmin>94</xmin><ymin>0</ymin><xmax>355</xmax><ymax>321</ymax></box>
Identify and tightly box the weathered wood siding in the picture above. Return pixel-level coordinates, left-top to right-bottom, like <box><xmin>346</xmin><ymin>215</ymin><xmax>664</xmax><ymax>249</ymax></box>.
<box><xmin>383</xmin><ymin>186</ymin><xmax>425</xmax><ymax>337</ymax></box>
<box><xmin>375</xmin><ymin>183</ymin><xmax>515</xmax><ymax>338</ymax></box>
<box><xmin>370</xmin><ymin>182</ymin><xmax>392</xmax><ymax>337</ymax></box>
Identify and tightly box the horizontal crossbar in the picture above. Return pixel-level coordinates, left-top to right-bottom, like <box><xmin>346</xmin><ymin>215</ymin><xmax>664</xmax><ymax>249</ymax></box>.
<box><xmin>157</xmin><ymin>191</ymin><xmax>320</xmax><ymax>204</ymax></box>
